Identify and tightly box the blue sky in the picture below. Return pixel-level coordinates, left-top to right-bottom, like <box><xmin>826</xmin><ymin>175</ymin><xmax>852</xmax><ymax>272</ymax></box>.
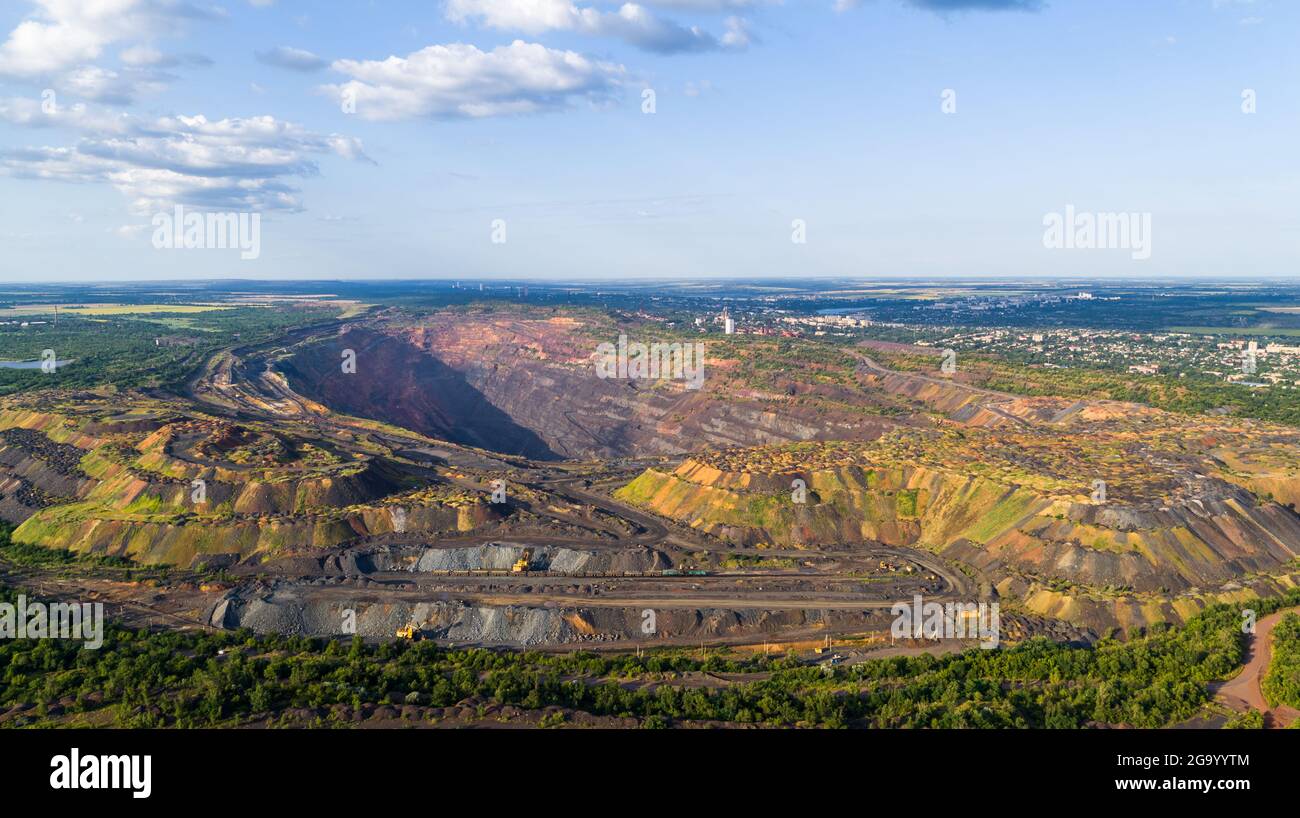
<box><xmin>0</xmin><ymin>0</ymin><xmax>1294</xmax><ymax>281</ymax></box>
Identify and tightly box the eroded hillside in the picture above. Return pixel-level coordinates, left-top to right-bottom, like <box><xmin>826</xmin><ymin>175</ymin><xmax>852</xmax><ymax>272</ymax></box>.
<box><xmin>0</xmin><ymin>392</ymin><xmax>507</xmax><ymax>566</ymax></box>
<box><xmin>617</xmin><ymin>402</ymin><xmax>1300</xmax><ymax>632</ymax></box>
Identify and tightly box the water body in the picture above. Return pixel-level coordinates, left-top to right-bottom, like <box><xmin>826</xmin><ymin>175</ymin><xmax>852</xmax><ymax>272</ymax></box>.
<box><xmin>0</xmin><ymin>359</ymin><xmax>73</xmax><ymax>370</ymax></box>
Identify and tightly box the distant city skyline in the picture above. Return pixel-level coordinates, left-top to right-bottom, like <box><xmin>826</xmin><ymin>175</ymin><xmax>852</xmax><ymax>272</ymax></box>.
<box><xmin>0</xmin><ymin>0</ymin><xmax>1295</xmax><ymax>281</ymax></box>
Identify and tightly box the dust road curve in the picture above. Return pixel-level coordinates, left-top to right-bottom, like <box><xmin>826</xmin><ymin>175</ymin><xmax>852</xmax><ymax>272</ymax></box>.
<box><xmin>1214</xmin><ymin>607</ymin><xmax>1300</xmax><ymax>729</ymax></box>
<box><xmin>852</xmin><ymin>351</ymin><xmax>1032</xmax><ymax>428</ymax></box>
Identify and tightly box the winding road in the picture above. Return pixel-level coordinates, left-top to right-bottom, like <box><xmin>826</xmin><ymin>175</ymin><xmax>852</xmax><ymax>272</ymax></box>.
<box><xmin>1214</xmin><ymin>607</ymin><xmax>1300</xmax><ymax>729</ymax></box>
<box><xmin>142</xmin><ymin>325</ymin><xmax>995</xmax><ymax>646</ymax></box>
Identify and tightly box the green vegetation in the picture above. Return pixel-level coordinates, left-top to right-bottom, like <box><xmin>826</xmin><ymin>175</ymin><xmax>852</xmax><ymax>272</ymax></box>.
<box><xmin>0</xmin><ymin>538</ymin><xmax>131</xmax><ymax>571</ymax></box>
<box><xmin>883</xmin><ymin>348</ymin><xmax>1300</xmax><ymax>429</ymax></box>
<box><xmin>0</xmin><ymin>306</ymin><xmax>335</xmax><ymax>395</ymax></box>
<box><xmin>1262</xmin><ymin>612</ymin><xmax>1300</xmax><ymax>709</ymax></box>
<box><xmin>1169</xmin><ymin>326</ymin><xmax>1300</xmax><ymax>338</ymax></box>
<box><xmin>0</xmin><ymin>524</ymin><xmax>172</xmax><ymax>578</ymax></box>
<box><xmin>4</xmin><ymin>586</ymin><xmax>1297</xmax><ymax>728</ymax></box>
<box><xmin>982</xmin><ymin>363</ymin><xmax>1300</xmax><ymax>428</ymax></box>
<box><xmin>895</xmin><ymin>488</ymin><xmax>919</xmax><ymax>518</ymax></box>
<box><xmin>1224</xmin><ymin>709</ymin><xmax>1265</xmax><ymax>729</ymax></box>
<box><xmin>719</xmin><ymin>554</ymin><xmax>796</xmax><ymax>570</ymax></box>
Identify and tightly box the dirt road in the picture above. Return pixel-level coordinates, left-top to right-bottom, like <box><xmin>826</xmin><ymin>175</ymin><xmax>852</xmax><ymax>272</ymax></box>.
<box><xmin>852</xmin><ymin>351</ymin><xmax>1033</xmax><ymax>428</ymax></box>
<box><xmin>158</xmin><ymin>328</ymin><xmax>991</xmax><ymax>648</ymax></box>
<box><xmin>1214</xmin><ymin>608</ymin><xmax>1300</xmax><ymax>729</ymax></box>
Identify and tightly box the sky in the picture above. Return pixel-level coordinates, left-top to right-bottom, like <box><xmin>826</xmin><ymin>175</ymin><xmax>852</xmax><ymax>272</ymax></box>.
<box><xmin>0</xmin><ymin>0</ymin><xmax>1295</xmax><ymax>282</ymax></box>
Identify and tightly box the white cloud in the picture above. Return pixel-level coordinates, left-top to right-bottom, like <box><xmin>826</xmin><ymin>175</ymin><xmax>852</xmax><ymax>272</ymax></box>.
<box><xmin>721</xmin><ymin>15</ymin><xmax>753</xmax><ymax>47</ymax></box>
<box><xmin>0</xmin><ymin>1</ymin><xmax>218</xmax><ymax>102</ymax></box>
<box><xmin>119</xmin><ymin>45</ymin><xmax>166</xmax><ymax>67</ymax></box>
<box><xmin>0</xmin><ymin>0</ymin><xmax>214</xmax><ymax>75</ymax></box>
<box><xmin>255</xmin><ymin>45</ymin><xmax>327</xmax><ymax>71</ymax></box>
<box><xmin>446</xmin><ymin>0</ymin><xmax>746</xmax><ymax>53</ymax></box>
<box><xmin>446</xmin><ymin>0</ymin><xmax>580</xmax><ymax>33</ymax></box>
<box><xmin>322</xmin><ymin>40</ymin><xmax>626</xmax><ymax>121</ymax></box>
<box><xmin>0</xmin><ymin>0</ymin><xmax>131</xmax><ymax>75</ymax></box>
<box><xmin>641</xmin><ymin>0</ymin><xmax>770</xmax><ymax>8</ymax></box>
<box><xmin>0</xmin><ymin>102</ymin><xmax>370</xmax><ymax>213</ymax></box>
<box><xmin>839</xmin><ymin>0</ymin><xmax>1044</xmax><ymax>12</ymax></box>
<box><xmin>119</xmin><ymin>45</ymin><xmax>211</xmax><ymax>68</ymax></box>
<box><xmin>0</xmin><ymin>95</ymin><xmax>133</xmax><ymax>132</ymax></box>
<box><xmin>58</xmin><ymin>65</ymin><xmax>172</xmax><ymax>104</ymax></box>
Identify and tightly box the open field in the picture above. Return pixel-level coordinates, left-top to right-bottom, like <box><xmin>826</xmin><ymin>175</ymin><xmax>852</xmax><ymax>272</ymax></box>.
<box><xmin>1170</xmin><ymin>326</ymin><xmax>1300</xmax><ymax>337</ymax></box>
<box><xmin>0</xmin><ymin>303</ymin><xmax>235</xmax><ymax>316</ymax></box>
<box><xmin>63</xmin><ymin>304</ymin><xmax>235</xmax><ymax>316</ymax></box>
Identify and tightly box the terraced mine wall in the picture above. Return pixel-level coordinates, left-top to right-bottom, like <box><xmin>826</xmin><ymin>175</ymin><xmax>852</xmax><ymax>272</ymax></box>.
<box><xmin>280</xmin><ymin>325</ymin><xmax>895</xmax><ymax>460</ymax></box>
<box><xmin>278</xmin><ymin>327</ymin><xmax>561</xmax><ymax>460</ymax></box>
<box><xmin>0</xmin><ymin>429</ymin><xmax>93</xmax><ymax>521</ymax></box>
<box><xmin>356</xmin><ymin>542</ymin><xmax>671</xmax><ymax>575</ymax></box>
<box><xmin>0</xmin><ymin>408</ymin><xmax>502</xmax><ymax>566</ymax></box>
<box><xmin>0</xmin><ymin>410</ymin><xmax>104</xmax><ymax>522</ymax></box>
<box><xmin>210</xmin><ymin>584</ymin><xmax>892</xmax><ymax>646</ymax></box>
<box><xmin>14</xmin><ymin>498</ymin><xmax>498</xmax><ymax>567</ymax></box>
<box><xmin>616</xmin><ymin>459</ymin><xmax>1300</xmax><ymax>632</ymax></box>
<box><xmin>616</xmin><ymin>461</ymin><xmax>1045</xmax><ymax>553</ymax></box>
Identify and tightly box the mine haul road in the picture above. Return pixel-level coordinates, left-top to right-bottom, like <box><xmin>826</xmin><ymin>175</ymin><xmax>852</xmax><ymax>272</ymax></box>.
<box><xmin>1214</xmin><ymin>607</ymin><xmax>1300</xmax><ymax>729</ymax></box>
<box><xmin>157</xmin><ymin>330</ymin><xmax>991</xmax><ymax>645</ymax></box>
<box><xmin>851</xmin><ymin>351</ymin><xmax>1032</xmax><ymax>428</ymax></box>
<box><xmin>191</xmin><ymin>333</ymin><xmax>983</xmax><ymax>588</ymax></box>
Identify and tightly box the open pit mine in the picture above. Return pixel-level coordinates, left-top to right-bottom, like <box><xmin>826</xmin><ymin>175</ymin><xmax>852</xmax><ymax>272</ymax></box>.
<box><xmin>2</xmin><ymin>308</ymin><xmax>1298</xmax><ymax>651</ymax></box>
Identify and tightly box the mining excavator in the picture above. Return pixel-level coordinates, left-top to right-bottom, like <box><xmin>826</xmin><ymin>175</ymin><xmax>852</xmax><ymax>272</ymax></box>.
<box><xmin>512</xmin><ymin>548</ymin><xmax>533</xmax><ymax>574</ymax></box>
<box><xmin>395</xmin><ymin>623</ymin><xmax>420</xmax><ymax>641</ymax></box>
